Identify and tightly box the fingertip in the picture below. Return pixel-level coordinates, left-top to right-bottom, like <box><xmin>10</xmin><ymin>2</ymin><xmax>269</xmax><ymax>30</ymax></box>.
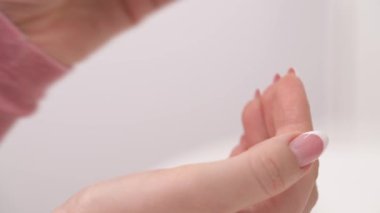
<box><xmin>254</xmin><ymin>89</ymin><xmax>261</xmax><ymax>99</ymax></box>
<box><xmin>290</xmin><ymin>131</ymin><xmax>329</xmax><ymax>167</ymax></box>
<box><xmin>288</xmin><ymin>67</ymin><xmax>297</xmax><ymax>75</ymax></box>
<box><xmin>273</xmin><ymin>73</ymin><xmax>281</xmax><ymax>83</ymax></box>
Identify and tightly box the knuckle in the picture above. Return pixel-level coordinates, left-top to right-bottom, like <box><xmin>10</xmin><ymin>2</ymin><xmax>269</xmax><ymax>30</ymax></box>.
<box><xmin>248</xmin><ymin>151</ymin><xmax>286</xmax><ymax>197</ymax></box>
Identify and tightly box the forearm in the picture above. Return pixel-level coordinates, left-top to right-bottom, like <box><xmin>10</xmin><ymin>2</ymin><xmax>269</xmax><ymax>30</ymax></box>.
<box><xmin>0</xmin><ymin>12</ymin><xmax>68</xmax><ymax>141</ymax></box>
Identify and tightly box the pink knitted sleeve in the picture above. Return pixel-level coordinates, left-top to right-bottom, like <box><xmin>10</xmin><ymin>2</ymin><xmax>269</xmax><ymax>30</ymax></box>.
<box><xmin>0</xmin><ymin>13</ymin><xmax>69</xmax><ymax>141</ymax></box>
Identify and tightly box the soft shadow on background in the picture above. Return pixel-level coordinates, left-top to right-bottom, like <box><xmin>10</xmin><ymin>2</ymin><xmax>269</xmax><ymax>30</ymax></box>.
<box><xmin>0</xmin><ymin>0</ymin><xmax>379</xmax><ymax>212</ymax></box>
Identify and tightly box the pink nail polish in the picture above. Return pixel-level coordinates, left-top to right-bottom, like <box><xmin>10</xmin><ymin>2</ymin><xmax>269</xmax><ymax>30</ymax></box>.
<box><xmin>290</xmin><ymin>131</ymin><xmax>329</xmax><ymax>167</ymax></box>
<box><xmin>288</xmin><ymin>67</ymin><xmax>296</xmax><ymax>75</ymax></box>
<box><xmin>254</xmin><ymin>89</ymin><xmax>261</xmax><ymax>99</ymax></box>
<box><xmin>273</xmin><ymin>74</ymin><xmax>281</xmax><ymax>83</ymax></box>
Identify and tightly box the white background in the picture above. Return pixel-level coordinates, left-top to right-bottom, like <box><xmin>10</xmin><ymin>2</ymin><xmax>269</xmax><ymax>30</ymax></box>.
<box><xmin>0</xmin><ymin>0</ymin><xmax>379</xmax><ymax>212</ymax></box>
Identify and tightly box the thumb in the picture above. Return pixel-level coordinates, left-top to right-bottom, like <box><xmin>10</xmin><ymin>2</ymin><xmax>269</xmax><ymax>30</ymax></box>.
<box><xmin>56</xmin><ymin>132</ymin><xmax>328</xmax><ymax>213</ymax></box>
<box><xmin>182</xmin><ymin>131</ymin><xmax>328</xmax><ymax>212</ymax></box>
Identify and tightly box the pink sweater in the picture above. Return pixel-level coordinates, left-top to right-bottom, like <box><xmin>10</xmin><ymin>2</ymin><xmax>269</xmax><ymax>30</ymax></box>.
<box><xmin>0</xmin><ymin>13</ymin><xmax>68</xmax><ymax>141</ymax></box>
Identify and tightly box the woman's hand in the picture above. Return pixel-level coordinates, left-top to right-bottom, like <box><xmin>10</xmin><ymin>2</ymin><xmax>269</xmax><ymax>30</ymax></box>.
<box><xmin>0</xmin><ymin>0</ymin><xmax>174</xmax><ymax>65</ymax></box>
<box><xmin>231</xmin><ymin>69</ymin><xmax>319</xmax><ymax>212</ymax></box>
<box><xmin>0</xmin><ymin>1</ymin><xmax>324</xmax><ymax>211</ymax></box>
<box><xmin>55</xmin><ymin>131</ymin><xmax>326</xmax><ymax>213</ymax></box>
<box><xmin>54</xmin><ymin>71</ymin><xmax>326</xmax><ymax>213</ymax></box>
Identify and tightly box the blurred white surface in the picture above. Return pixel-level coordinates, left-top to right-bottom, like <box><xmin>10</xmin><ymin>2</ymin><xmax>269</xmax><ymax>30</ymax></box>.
<box><xmin>0</xmin><ymin>0</ymin><xmax>379</xmax><ymax>212</ymax></box>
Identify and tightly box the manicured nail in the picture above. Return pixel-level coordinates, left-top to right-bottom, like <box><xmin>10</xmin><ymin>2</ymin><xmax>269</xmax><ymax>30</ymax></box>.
<box><xmin>288</xmin><ymin>67</ymin><xmax>296</xmax><ymax>75</ymax></box>
<box><xmin>290</xmin><ymin>131</ymin><xmax>329</xmax><ymax>167</ymax></box>
<box><xmin>254</xmin><ymin>89</ymin><xmax>261</xmax><ymax>99</ymax></box>
<box><xmin>273</xmin><ymin>74</ymin><xmax>281</xmax><ymax>83</ymax></box>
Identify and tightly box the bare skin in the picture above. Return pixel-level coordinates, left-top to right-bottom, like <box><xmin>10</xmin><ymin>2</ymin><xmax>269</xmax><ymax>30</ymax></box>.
<box><xmin>0</xmin><ymin>1</ymin><xmax>320</xmax><ymax>212</ymax></box>
<box><xmin>52</xmin><ymin>71</ymin><xmax>319</xmax><ymax>213</ymax></box>
<box><xmin>0</xmin><ymin>0</ymin><xmax>173</xmax><ymax>65</ymax></box>
<box><xmin>231</xmin><ymin>70</ymin><xmax>318</xmax><ymax>212</ymax></box>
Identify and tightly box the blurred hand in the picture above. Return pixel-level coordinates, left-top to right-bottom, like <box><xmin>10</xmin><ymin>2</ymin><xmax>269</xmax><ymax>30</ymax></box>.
<box><xmin>0</xmin><ymin>0</ymin><xmax>174</xmax><ymax>65</ymax></box>
<box><xmin>231</xmin><ymin>69</ymin><xmax>318</xmax><ymax>212</ymax></box>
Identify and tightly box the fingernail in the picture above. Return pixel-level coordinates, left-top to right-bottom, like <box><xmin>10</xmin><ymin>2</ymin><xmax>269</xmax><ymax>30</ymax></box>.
<box><xmin>288</xmin><ymin>67</ymin><xmax>296</xmax><ymax>75</ymax></box>
<box><xmin>290</xmin><ymin>131</ymin><xmax>329</xmax><ymax>167</ymax></box>
<box><xmin>273</xmin><ymin>74</ymin><xmax>281</xmax><ymax>83</ymax></box>
<box><xmin>254</xmin><ymin>89</ymin><xmax>261</xmax><ymax>99</ymax></box>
